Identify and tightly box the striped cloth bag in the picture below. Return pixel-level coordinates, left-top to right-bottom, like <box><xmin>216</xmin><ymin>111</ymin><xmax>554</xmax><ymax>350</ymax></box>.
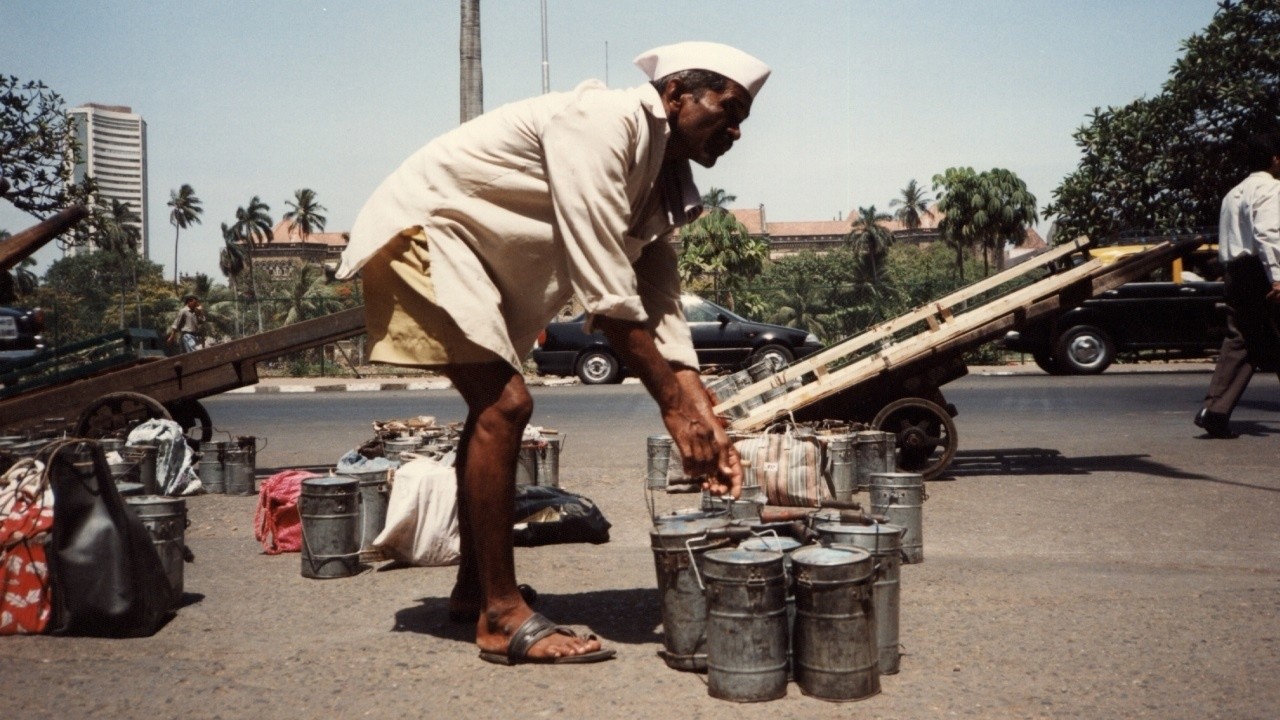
<box><xmin>734</xmin><ymin>427</ymin><xmax>829</xmax><ymax>507</ymax></box>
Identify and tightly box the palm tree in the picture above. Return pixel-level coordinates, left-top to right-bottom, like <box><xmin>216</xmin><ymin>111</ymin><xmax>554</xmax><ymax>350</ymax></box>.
<box><xmin>933</xmin><ymin>167</ymin><xmax>982</xmax><ymax>282</ymax></box>
<box><xmin>980</xmin><ymin>169</ymin><xmax>1039</xmax><ymax>272</ymax></box>
<box><xmin>701</xmin><ymin>186</ymin><xmax>736</xmax><ymax>213</ymax></box>
<box><xmin>934</xmin><ymin>167</ymin><xmax>1038</xmax><ymax>277</ymax></box>
<box><xmin>230</xmin><ymin>196</ymin><xmax>273</xmax><ymax>332</ymax></box>
<box><xmin>847</xmin><ymin>205</ymin><xmax>893</xmax><ymax>284</ymax></box>
<box><xmin>167</xmin><ymin>184</ymin><xmax>204</xmax><ymax>289</ymax></box>
<box><xmin>279</xmin><ymin>263</ymin><xmax>344</xmax><ymax>325</ymax></box>
<box><xmin>11</xmin><ymin>257</ymin><xmax>38</xmax><ymax>296</ymax></box>
<box><xmin>460</xmin><ymin>0</ymin><xmax>483</xmax><ymax>122</ymax></box>
<box><xmin>90</xmin><ymin>198</ymin><xmax>143</xmax><ymax>327</ymax></box>
<box><xmin>890</xmin><ymin>179</ymin><xmax>933</xmax><ymax>234</ymax></box>
<box><xmin>282</xmin><ymin>188</ymin><xmax>327</xmax><ymax>242</ymax></box>
<box><xmin>218</xmin><ymin>223</ymin><xmax>247</xmax><ymax>336</ymax></box>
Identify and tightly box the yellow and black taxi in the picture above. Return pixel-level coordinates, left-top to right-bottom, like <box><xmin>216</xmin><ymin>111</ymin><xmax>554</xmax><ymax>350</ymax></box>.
<box><xmin>1001</xmin><ymin>237</ymin><xmax>1225</xmax><ymax>374</ymax></box>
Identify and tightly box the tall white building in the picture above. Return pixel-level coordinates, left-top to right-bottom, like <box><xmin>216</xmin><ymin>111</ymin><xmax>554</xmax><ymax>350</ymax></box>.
<box><xmin>69</xmin><ymin>103</ymin><xmax>149</xmax><ymax>257</ymax></box>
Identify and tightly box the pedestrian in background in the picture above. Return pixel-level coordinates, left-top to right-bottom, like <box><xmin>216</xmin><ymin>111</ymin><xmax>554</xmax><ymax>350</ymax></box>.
<box><xmin>167</xmin><ymin>295</ymin><xmax>205</xmax><ymax>353</ymax></box>
<box><xmin>1196</xmin><ymin>130</ymin><xmax>1280</xmax><ymax>438</ymax></box>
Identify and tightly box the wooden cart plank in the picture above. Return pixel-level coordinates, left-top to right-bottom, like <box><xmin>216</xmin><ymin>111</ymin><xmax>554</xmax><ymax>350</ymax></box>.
<box><xmin>726</xmin><ymin>257</ymin><xmax>1107</xmax><ymax>427</ymax></box>
<box><xmin>0</xmin><ymin>307</ymin><xmax>366</xmax><ymax>434</ymax></box>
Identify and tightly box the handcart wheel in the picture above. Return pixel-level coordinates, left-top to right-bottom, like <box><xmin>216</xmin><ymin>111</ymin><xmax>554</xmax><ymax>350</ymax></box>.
<box><xmin>872</xmin><ymin>397</ymin><xmax>958</xmax><ymax>481</ymax></box>
<box><xmin>167</xmin><ymin>399</ymin><xmax>213</xmax><ymax>449</ymax></box>
<box><xmin>74</xmin><ymin>391</ymin><xmax>172</xmax><ymax>440</ymax></box>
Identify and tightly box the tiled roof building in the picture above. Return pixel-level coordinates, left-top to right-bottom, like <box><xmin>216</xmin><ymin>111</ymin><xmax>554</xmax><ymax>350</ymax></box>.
<box><xmin>253</xmin><ymin>220</ymin><xmax>349</xmax><ymax>279</ymax></box>
<box><xmin>694</xmin><ymin>203</ymin><xmax>1044</xmax><ymax>262</ymax></box>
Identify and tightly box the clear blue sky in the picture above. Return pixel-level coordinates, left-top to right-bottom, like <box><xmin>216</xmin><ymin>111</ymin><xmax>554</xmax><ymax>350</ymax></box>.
<box><xmin>1</xmin><ymin>0</ymin><xmax>1220</xmax><ymax>281</ymax></box>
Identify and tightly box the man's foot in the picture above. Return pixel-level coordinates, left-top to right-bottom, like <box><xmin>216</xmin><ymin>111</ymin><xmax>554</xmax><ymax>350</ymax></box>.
<box><xmin>448</xmin><ymin>584</ymin><xmax>538</xmax><ymax>624</ymax></box>
<box><xmin>1195</xmin><ymin>408</ymin><xmax>1237</xmax><ymax>439</ymax></box>
<box><xmin>477</xmin><ymin>611</ymin><xmax>614</xmax><ymax>665</ymax></box>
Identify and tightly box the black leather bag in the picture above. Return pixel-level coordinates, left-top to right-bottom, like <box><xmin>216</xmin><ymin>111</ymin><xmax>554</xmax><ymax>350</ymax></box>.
<box><xmin>512</xmin><ymin>484</ymin><xmax>611</xmax><ymax>547</ymax></box>
<box><xmin>42</xmin><ymin>440</ymin><xmax>174</xmax><ymax>637</ymax></box>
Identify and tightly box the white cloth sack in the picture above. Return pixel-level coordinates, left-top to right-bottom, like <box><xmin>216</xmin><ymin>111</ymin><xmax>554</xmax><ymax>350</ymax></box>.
<box><xmin>372</xmin><ymin>455</ymin><xmax>459</xmax><ymax>566</ymax></box>
<box><xmin>126</xmin><ymin>419</ymin><xmax>202</xmax><ymax>496</ymax></box>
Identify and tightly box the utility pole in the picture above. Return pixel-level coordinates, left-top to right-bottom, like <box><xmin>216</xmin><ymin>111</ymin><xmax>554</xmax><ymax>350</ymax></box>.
<box><xmin>540</xmin><ymin>0</ymin><xmax>550</xmax><ymax>93</ymax></box>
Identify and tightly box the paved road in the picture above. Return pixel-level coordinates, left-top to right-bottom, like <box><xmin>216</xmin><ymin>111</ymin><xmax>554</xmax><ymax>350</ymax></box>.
<box><xmin>4</xmin><ymin>368</ymin><xmax>1279</xmax><ymax>719</ymax></box>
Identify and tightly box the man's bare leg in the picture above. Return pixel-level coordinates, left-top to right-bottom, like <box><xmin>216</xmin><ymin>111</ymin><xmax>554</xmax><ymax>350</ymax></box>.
<box><xmin>444</xmin><ymin>361</ymin><xmax>602</xmax><ymax>660</ymax></box>
<box><xmin>446</xmin><ymin>412</ymin><xmax>479</xmax><ymax>617</ymax></box>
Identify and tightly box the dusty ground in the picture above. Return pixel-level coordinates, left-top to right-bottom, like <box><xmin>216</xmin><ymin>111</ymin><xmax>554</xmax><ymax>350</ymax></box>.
<box><xmin>3</xmin><ymin>364</ymin><xmax>1277</xmax><ymax>719</ymax></box>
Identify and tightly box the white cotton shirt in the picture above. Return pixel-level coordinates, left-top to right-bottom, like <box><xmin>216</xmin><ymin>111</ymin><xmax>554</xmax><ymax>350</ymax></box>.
<box><xmin>1219</xmin><ymin>170</ymin><xmax>1280</xmax><ymax>282</ymax></box>
<box><xmin>337</xmin><ymin>80</ymin><xmax>702</xmax><ymax>370</ymax></box>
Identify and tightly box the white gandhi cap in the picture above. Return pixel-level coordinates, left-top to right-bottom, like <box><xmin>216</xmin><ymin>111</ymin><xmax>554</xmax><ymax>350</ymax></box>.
<box><xmin>633</xmin><ymin>41</ymin><xmax>771</xmax><ymax>98</ymax></box>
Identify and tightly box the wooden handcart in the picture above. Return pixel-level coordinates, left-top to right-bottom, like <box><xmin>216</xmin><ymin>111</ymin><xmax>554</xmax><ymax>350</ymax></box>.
<box><xmin>710</xmin><ymin>237</ymin><xmax>1205</xmax><ymax>480</ymax></box>
<box><xmin>0</xmin><ymin>208</ymin><xmax>366</xmax><ymax>442</ymax></box>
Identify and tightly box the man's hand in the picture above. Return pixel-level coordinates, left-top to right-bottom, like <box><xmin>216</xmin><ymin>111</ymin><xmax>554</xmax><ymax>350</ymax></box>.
<box><xmin>1267</xmin><ymin>281</ymin><xmax>1280</xmax><ymax>305</ymax></box>
<box><xmin>664</xmin><ymin>369</ymin><xmax>742</xmax><ymax>498</ymax></box>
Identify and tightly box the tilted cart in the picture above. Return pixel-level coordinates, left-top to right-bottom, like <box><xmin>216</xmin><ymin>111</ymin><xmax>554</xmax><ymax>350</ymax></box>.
<box><xmin>0</xmin><ymin>208</ymin><xmax>366</xmax><ymax>442</ymax></box>
<box><xmin>710</xmin><ymin>237</ymin><xmax>1206</xmax><ymax>480</ymax></box>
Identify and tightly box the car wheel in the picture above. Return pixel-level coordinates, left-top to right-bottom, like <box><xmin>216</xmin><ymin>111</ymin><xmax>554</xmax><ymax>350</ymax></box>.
<box><xmin>1054</xmin><ymin>325</ymin><xmax>1114</xmax><ymax>374</ymax></box>
<box><xmin>576</xmin><ymin>350</ymin><xmax>621</xmax><ymax>385</ymax></box>
<box><xmin>1031</xmin><ymin>350</ymin><xmax>1066</xmax><ymax>375</ymax></box>
<box><xmin>749</xmin><ymin>344</ymin><xmax>794</xmax><ymax>370</ymax></box>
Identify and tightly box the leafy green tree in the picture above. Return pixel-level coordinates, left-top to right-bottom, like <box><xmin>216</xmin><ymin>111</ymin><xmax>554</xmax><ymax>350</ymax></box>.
<box><xmin>282</xmin><ymin>188</ymin><xmax>327</xmax><ymax>241</ymax></box>
<box><xmin>890</xmin><ymin>179</ymin><xmax>933</xmax><ymax>233</ymax></box>
<box><xmin>187</xmin><ymin>272</ymin><xmax>215</xmax><ymax>300</ymax></box>
<box><xmin>167</xmin><ymin>184</ymin><xmax>203</xmax><ymax>289</ymax></box>
<box><xmin>847</xmin><ymin>205</ymin><xmax>894</xmax><ymax>283</ymax></box>
<box><xmin>1048</xmin><ymin>0</ymin><xmax>1280</xmax><ymax>241</ymax></box>
<box><xmin>36</xmin><ymin>248</ymin><xmax>168</xmax><ymax>343</ymax></box>
<box><xmin>0</xmin><ymin>75</ymin><xmax>91</xmax><ymax>218</ymax></box>
<box><xmin>678</xmin><ymin>187</ymin><xmax>769</xmax><ymax>311</ymax></box>
<box><xmin>230</xmin><ymin>196</ymin><xmax>273</xmax><ymax>332</ymax></box>
<box><xmin>760</xmin><ymin>250</ymin><xmax>850</xmax><ymax>343</ymax></box>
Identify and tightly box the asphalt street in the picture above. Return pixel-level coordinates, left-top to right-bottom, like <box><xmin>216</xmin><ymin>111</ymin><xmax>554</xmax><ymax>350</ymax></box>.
<box><xmin>2</xmin><ymin>364</ymin><xmax>1278</xmax><ymax>719</ymax></box>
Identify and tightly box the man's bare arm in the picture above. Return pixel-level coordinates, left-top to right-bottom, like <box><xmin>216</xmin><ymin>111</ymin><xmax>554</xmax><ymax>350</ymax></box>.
<box><xmin>595</xmin><ymin>315</ymin><xmax>741</xmax><ymax>497</ymax></box>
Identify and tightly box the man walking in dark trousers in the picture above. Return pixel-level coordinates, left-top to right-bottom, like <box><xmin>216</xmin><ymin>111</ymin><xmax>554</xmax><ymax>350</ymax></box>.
<box><xmin>1196</xmin><ymin>130</ymin><xmax>1280</xmax><ymax>438</ymax></box>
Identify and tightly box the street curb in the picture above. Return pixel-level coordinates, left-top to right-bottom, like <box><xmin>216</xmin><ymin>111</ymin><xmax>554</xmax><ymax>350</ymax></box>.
<box><xmin>229</xmin><ymin>364</ymin><xmax>1213</xmax><ymax>394</ymax></box>
<box><xmin>228</xmin><ymin>376</ymin><xmax>582</xmax><ymax>394</ymax></box>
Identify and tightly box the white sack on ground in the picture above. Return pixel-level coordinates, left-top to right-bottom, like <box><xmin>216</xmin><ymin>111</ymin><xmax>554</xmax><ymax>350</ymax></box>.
<box><xmin>126</xmin><ymin>420</ymin><xmax>202</xmax><ymax>496</ymax></box>
<box><xmin>372</xmin><ymin>455</ymin><xmax>459</xmax><ymax>566</ymax></box>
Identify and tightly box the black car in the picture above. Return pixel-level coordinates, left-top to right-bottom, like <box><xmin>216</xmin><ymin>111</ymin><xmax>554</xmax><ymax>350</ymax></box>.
<box><xmin>1001</xmin><ymin>243</ymin><xmax>1226</xmax><ymax>374</ymax></box>
<box><xmin>0</xmin><ymin>306</ymin><xmax>45</xmax><ymax>370</ymax></box>
<box><xmin>531</xmin><ymin>295</ymin><xmax>824</xmax><ymax>384</ymax></box>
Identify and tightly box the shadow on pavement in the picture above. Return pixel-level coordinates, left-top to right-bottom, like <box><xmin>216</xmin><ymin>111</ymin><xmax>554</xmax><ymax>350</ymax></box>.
<box><xmin>943</xmin><ymin>446</ymin><xmax>1280</xmax><ymax>493</ymax></box>
<box><xmin>391</xmin><ymin>587</ymin><xmax>663</xmax><ymax>646</ymax></box>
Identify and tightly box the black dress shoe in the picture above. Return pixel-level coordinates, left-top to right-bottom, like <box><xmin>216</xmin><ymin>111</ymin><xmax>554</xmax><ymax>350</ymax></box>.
<box><xmin>1194</xmin><ymin>408</ymin><xmax>1237</xmax><ymax>439</ymax></box>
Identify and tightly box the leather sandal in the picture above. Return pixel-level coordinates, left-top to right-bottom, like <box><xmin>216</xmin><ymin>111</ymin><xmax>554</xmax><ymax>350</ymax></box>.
<box><xmin>478</xmin><ymin>612</ymin><xmax>615</xmax><ymax>665</ymax></box>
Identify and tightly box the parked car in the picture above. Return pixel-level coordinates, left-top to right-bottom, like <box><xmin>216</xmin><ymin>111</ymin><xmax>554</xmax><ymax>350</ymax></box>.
<box><xmin>531</xmin><ymin>295</ymin><xmax>824</xmax><ymax>384</ymax></box>
<box><xmin>0</xmin><ymin>306</ymin><xmax>45</xmax><ymax>370</ymax></box>
<box><xmin>1001</xmin><ymin>241</ymin><xmax>1226</xmax><ymax>374</ymax></box>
